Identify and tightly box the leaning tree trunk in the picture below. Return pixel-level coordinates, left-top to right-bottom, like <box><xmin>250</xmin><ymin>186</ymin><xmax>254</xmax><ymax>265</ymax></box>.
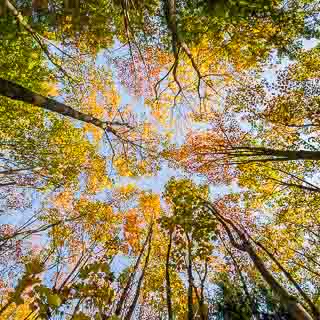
<box><xmin>243</xmin><ymin>242</ymin><xmax>314</xmax><ymax>320</ymax></box>
<box><xmin>206</xmin><ymin>203</ymin><xmax>315</xmax><ymax>320</ymax></box>
<box><xmin>253</xmin><ymin>240</ymin><xmax>320</xmax><ymax>319</ymax></box>
<box><xmin>0</xmin><ymin>78</ymin><xmax>119</xmax><ymax>134</ymax></box>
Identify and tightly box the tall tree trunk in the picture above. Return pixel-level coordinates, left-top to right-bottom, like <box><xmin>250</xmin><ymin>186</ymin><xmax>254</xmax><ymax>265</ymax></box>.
<box><xmin>0</xmin><ymin>78</ymin><xmax>120</xmax><ymax>134</ymax></box>
<box><xmin>186</xmin><ymin>233</ymin><xmax>194</xmax><ymax>320</ymax></box>
<box><xmin>192</xmin><ymin>259</ymin><xmax>208</xmax><ymax>320</ymax></box>
<box><xmin>221</xmin><ymin>235</ymin><xmax>258</xmax><ymax>317</ymax></box>
<box><xmin>164</xmin><ymin>0</ymin><xmax>178</xmax><ymax>55</ymax></box>
<box><xmin>115</xmin><ymin>225</ymin><xmax>153</xmax><ymax>316</ymax></box>
<box><xmin>229</xmin><ymin>146</ymin><xmax>320</xmax><ymax>162</ymax></box>
<box><xmin>206</xmin><ymin>203</ymin><xmax>315</xmax><ymax>320</ymax></box>
<box><xmin>253</xmin><ymin>239</ymin><xmax>320</xmax><ymax>319</ymax></box>
<box><xmin>166</xmin><ymin>230</ymin><xmax>174</xmax><ymax>320</ymax></box>
<box><xmin>124</xmin><ymin>228</ymin><xmax>153</xmax><ymax>320</ymax></box>
<box><xmin>198</xmin><ymin>260</ymin><xmax>208</xmax><ymax>320</ymax></box>
<box><xmin>243</xmin><ymin>242</ymin><xmax>314</xmax><ymax>320</ymax></box>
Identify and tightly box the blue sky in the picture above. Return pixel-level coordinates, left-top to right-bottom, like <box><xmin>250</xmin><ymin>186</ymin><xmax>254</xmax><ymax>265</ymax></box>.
<box><xmin>1</xmin><ymin>35</ymin><xmax>319</xmax><ymax>285</ymax></box>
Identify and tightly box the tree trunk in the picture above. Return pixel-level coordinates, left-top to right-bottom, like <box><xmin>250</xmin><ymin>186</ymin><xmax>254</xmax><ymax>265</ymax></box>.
<box><xmin>230</xmin><ymin>146</ymin><xmax>320</xmax><ymax>162</ymax></box>
<box><xmin>166</xmin><ymin>230</ymin><xmax>174</xmax><ymax>320</ymax></box>
<box><xmin>0</xmin><ymin>78</ymin><xmax>118</xmax><ymax>134</ymax></box>
<box><xmin>115</xmin><ymin>225</ymin><xmax>153</xmax><ymax>316</ymax></box>
<box><xmin>257</xmin><ymin>148</ymin><xmax>320</xmax><ymax>161</ymax></box>
<box><xmin>198</xmin><ymin>260</ymin><xmax>208</xmax><ymax>320</ymax></box>
<box><xmin>206</xmin><ymin>203</ymin><xmax>315</xmax><ymax>320</ymax></box>
<box><xmin>124</xmin><ymin>228</ymin><xmax>153</xmax><ymax>320</ymax></box>
<box><xmin>243</xmin><ymin>242</ymin><xmax>314</xmax><ymax>320</ymax></box>
<box><xmin>221</xmin><ymin>237</ymin><xmax>258</xmax><ymax>317</ymax></box>
<box><xmin>186</xmin><ymin>233</ymin><xmax>194</xmax><ymax>320</ymax></box>
<box><xmin>253</xmin><ymin>240</ymin><xmax>320</xmax><ymax>319</ymax></box>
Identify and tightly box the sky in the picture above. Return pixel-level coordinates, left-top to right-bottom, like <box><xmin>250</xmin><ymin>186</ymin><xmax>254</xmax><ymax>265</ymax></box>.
<box><xmin>4</xmin><ymin>36</ymin><xmax>319</xmax><ymax>229</ymax></box>
<box><xmin>1</xmin><ymin>33</ymin><xmax>319</xmax><ymax>283</ymax></box>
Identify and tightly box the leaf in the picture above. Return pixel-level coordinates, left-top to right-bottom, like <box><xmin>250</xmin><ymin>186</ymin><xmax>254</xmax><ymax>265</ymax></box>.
<box><xmin>47</xmin><ymin>293</ymin><xmax>62</xmax><ymax>307</ymax></box>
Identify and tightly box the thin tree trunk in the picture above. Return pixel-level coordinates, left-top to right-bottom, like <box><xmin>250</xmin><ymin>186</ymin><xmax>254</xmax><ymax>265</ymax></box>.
<box><xmin>186</xmin><ymin>233</ymin><xmax>194</xmax><ymax>320</ymax></box>
<box><xmin>220</xmin><ymin>236</ymin><xmax>258</xmax><ymax>317</ymax></box>
<box><xmin>124</xmin><ymin>227</ymin><xmax>153</xmax><ymax>320</ymax></box>
<box><xmin>193</xmin><ymin>260</ymin><xmax>208</xmax><ymax>320</ymax></box>
<box><xmin>266</xmin><ymin>176</ymin><xmax>320</xmax><ymax>193</ymax></box>
<box><xmin>115</xmin><ymin>224</ymin><xmax>153</xmax><ymax>316</ymax></box>
<box><xmin>166</xmin><ymin>230</ymin><xmax>174</xmax><ymax>320</ymax></box>
<box><xmin>198</xmin><ymin>260</ymin><xmax>208</xmax><ymax>320</ymax></box>
<box><xmin>0</xmin><ymin>78</ymin><xmax>121</xmax><ymax>134</ymax></box>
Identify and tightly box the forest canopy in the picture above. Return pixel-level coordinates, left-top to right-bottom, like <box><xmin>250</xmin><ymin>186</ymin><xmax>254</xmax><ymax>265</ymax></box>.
<box><xmin>0</xmin><ymin>0</ymin><xmax>320</xmax><ymax>319</ymax></box>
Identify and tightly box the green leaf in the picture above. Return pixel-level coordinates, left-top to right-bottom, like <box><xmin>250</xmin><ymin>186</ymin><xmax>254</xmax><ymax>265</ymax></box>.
<box><xmin>47</xmin><ymin>293</ymin><xmax>62</xmax><ymax>307</ymax></box>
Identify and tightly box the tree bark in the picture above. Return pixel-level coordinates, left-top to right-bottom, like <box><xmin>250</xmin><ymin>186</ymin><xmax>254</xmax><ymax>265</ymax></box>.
<box><xmin>221</xmin><ymin>236</ymin><xmax>258</xmax><ymax>317</ymax></box>
<box><xmin>253</xmin><ymin>240</ymin><xmax>320</xmax><ymax>319</ymax></box>
<box><xmin>206</xmin><ymin>203</ymin><xmax>315</xmax><ymax>320</ymax></box>
<box><xmin>186</xmin><ymin>233</ymin><xmax>194</xmax><ymax>320</ymax></box>
<box><xmin>0</xmin><ymin>78</ymin><xmax>119</xmax><ymax>134</ymax></box>
<box><xmin>198</xmin><ymin>260</ymin><xmax>208</xmax><ymax>320</ymax></box>
<box><xmin>243</xmin><ymin>242</ymin><xmax>314</xmax><ymax>320</ymax></box>
<box><xmin>115</xmin><ymin>224</ymin><xmax>153</xmax><ymax>316</ymax></box>
<box><xmin>166</xmin><ymin>230</ymin><xmax>174</xmax><ymax>320</ymax></box>
<box><xmin>124</xmin><ymin>227</ymin><xmax>153</xmax><ymax>320</ymax></box>
<box><xmin>225</xmin><ymin>146</ymin><xmax>320</xmax><ymax>162</ymax></box>
<box><xmin>250</xmin><ymin>148</ymin><xmax>320</xmax><ymax>161</ymax></box>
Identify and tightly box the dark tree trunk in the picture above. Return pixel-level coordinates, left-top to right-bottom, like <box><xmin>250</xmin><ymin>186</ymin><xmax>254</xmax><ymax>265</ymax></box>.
<box><xmin>166</xmin><ymin>230</ymin><xmax>174</xmax><ymax>320</ymax></box>
<box><xmin>186</xmin><ymin>233</ymin><xmax>194</xmax><ymax>320</ymax></box>
<box><xmin>243</xmin><ymin>243</ymin><xmax>314</xmax><ymax>320</ymax></box>
<box><xmin>227</xmin><ymin>146</ymin><xmax>320</xmax><ymax>162</ymax></box>
<box><xmin>0</xmin><ymin>78</ymin><xmax>118</xmax><ymax>134</ymax></box>
<box><xmin>206</xmin><ymin>203</ymin><xmax>315</xmax><ymax>320</ymax></box>
<box><xmin>115</xmin><ymin>225</ymin><xmax>153</xmax><ymax>316</ymax></box>
<box><xmin>124</xmin><ymin>227</ymin><xmax>153</xmax><ymax>320</ymax></box>
<box><xmin>253</xmin><ymin>240</ymin><xmax>320</xmax><ymax>319</ymax></box>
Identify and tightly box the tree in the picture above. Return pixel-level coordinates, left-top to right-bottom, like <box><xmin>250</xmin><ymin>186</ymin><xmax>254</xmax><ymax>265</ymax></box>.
<box><xmin>2</xmin><ymin>0</ymin><xmax>320</xmax><ymax>319</ymax></box>
<box><xmin>162</xmin><ymin>178</ymin><xmax>217</xmax><ymax>320</ymax></box>
<box><xmin>163</xmin><ymin>178</ymin><xmax>317</xmax><ymax>320</ymax></box>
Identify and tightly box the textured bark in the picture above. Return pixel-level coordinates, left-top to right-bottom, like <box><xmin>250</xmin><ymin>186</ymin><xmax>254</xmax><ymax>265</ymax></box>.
<box><xmin>206</xmin><ymin>203</ymin><xmax>315</xmax><ymax>320</ymax></box>
<box><xmin>254</xmin><ymin>240</ymin><xmax>320</xmax><ymax>319</ymax></box>
<box><xmin>0</xmin><ymin>78</ymin><xmax>118</xmax><ymax>134</ymax></box>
